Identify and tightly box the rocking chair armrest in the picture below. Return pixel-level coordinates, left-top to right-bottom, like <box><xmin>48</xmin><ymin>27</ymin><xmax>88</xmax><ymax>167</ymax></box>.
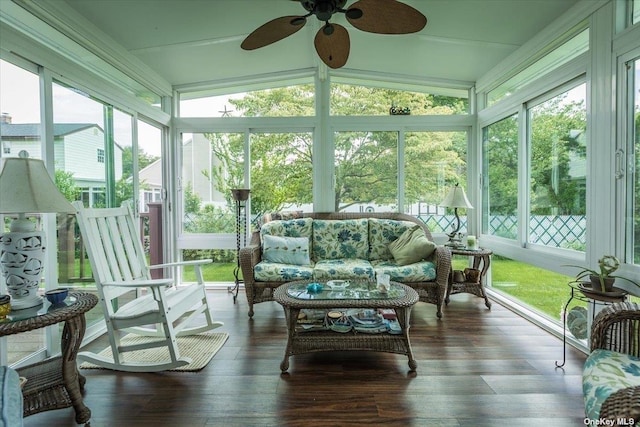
<box><xmin>149</xmin><ymin>259</ymin><xmax>213</xmax><ymax>269</ymax></box>
<box><xmin>102</xmin><ymin>278</ymin><xmax>175</xmax><ymax>288</ymax></box>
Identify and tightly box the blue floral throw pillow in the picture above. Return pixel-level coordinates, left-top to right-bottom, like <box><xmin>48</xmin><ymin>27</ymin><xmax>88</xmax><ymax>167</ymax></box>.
<box><xmin>262</xmin><ymin>235</ymin><xmax>311</xmax><ymax>265</ymax></box>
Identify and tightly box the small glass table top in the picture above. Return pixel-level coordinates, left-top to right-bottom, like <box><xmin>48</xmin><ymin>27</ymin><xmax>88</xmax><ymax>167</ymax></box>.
<box><xmin>2</xmin><ymin>296</ymin><xmax>78</xmax><ymax>323</ymax></box>
<box><xmin>286</xmin><ymin>280</ymin><xmax>405</xmax><ymax>301</ymax></box>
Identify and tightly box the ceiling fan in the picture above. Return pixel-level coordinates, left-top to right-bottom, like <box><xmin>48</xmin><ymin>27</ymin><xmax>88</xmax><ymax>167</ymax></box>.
<box><xmin>241</xmin><ymin>0</ymin><xmax>427</xmax><ymax>69</ymax></box>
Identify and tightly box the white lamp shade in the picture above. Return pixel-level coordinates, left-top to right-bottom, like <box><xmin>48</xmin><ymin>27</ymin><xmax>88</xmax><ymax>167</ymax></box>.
<box><xmin>440</xmin><ymin>184</ymin><xmax>473</xmax><ymax>209</ymax></box>
<box><xmin>0</xmin><ymin>156</ymin><xmax>75</xmax><ymax>214</ymax></box>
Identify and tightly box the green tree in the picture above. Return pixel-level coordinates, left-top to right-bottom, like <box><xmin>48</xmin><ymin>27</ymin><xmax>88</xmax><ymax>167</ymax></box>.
<box><xmin>115</xmin><ymin>146</ymin><xmax>160</xmax><ymax>207</ymax></box>
<box><xmin>55</xmin><ymin>169</ymin><xmax>79</xmax><ymax>201</ymax></box>
<box><xmin>530</xmin><ymin>95</ymin><xmax>586</xmax><ymax>215</ymax></box>
<box><xmin>210</xmin><ymin>84</ymin><xmax>467</xmax><ymax>213</ymax></box>
<box><xmin>121</xmin><ymin>146</ymin><xmax>159</xmax><ymax>179</ymax></box>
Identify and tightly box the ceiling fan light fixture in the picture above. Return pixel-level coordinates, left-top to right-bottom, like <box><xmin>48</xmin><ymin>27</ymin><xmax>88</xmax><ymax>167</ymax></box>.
<box><xmin>345</xmin><ymin>8</ymin><xmax>363</xmax><ymax>20</ymax></box>
<box><xmin>323</xmin><ymin>23</ymin><xmax>335</xmax><ymax>35</ymax></box>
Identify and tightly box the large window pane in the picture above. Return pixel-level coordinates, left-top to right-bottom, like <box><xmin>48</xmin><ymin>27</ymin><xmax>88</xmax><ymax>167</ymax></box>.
<box><xmin>491</xmin><ymin>255</ymin><xmax>576</xmax><ymax>323</ymax></box>
<box><xmin>137</xmin><ymin>120</ymin><xmax>162</xmax><ymax>213</ymax></box>
<box><xmin>335</xmin><ymin>131</ymin><xmax>397</xmax><ymax>212</ymax></box>
<box><xmin>331</xmin><ymin>84</ymin><xmax>468</xmax><ymax>116</ymax></box>
<box><xmin>181</xmin><ymin>132</ymin><xmax>242</xmax><ymax>235</ymax></box>
<box><xmin>482</xmin><ymin>114</ymin><xmax>519</xmax><ymax>240</ymax></box>
<box><xmin>180</xmin><ymin>84</ymin><xmax>315</xmax><ymax>118</ymax></box>
<box><xmin>0</xmin><ymin>60</ymin><xmax>45</xmax><ymax>364</ymax></box>
<box><xmin>488</xmin><ymin>29</ymin><xmax>588</xmax><ymax>106</ymax></box>
<box><xmin>528</xmin><ymin>83</ymin><xmax>586</xmax><ymax>251</ymax></box>
<box><xmin>250</xmin><ymin>132</ymin><xmax>313</xmax><ymax>215</ymax></box>
<box><xmin>405</xmin><ymin>131</ymin><xmax>467</xmax><ymax>233</ymax></box>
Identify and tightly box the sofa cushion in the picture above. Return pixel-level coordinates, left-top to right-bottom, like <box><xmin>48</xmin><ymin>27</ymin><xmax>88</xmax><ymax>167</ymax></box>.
<box><xmin>583</xmin><ymin>349</ymin><xmax>640</xmax><ymax>421</ymax></box>
<box><xmin>368</xmin><ymin>218</ymin><xmax>417</xmax><ymax>261</ymax></box>
<box><xmin>261</xmin><ymin>217</ymin><xmax>314</xmax><ymax>258</ymax></box>
<box><xmin>388</xmin><ymin>226</ymin><xmax>437</xmax><ymax>266</ymax></box>
<box><xmin>373</xmin><ymin>260</ymin><xmax>437</xmax><ymax>282</ymax></box>
<box><xmin>312</xmin><ymin>219</ymin><xmax>369</xmax><ymax>261</ymax></box>
<box><xmin>0</xmin><ymin>366</ymin><xmax>23</xmax><ymax>427</ymax></box>
<box><xmin>254</xmin><ymin>261</ymin><xmax>315</xmax><ymax>282</ymax></box>
<box><xmin>262</xmin><ymin>235</ymin><xmax>310</xmax><ymax>265</ymax></box>
<box><xmin>313</xmin><ymin>259</ymin><xmax>375</xmax><ymax>281</ymax></box>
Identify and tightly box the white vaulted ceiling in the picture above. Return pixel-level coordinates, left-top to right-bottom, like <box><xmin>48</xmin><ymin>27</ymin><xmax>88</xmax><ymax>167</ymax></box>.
<box><xmin>38</xmin><ymin>0</ymin><xmax>582</xmax><ymax>92</ymax></box>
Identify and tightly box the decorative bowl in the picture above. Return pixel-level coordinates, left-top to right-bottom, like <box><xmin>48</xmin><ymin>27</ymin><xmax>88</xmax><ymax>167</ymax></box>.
<box><xmin>45</xmin><ymin>288</ymin><xmax>68</xmax><ymax>305</ymax></box>
<box><xmin>327</xmin><ymin>280</ymin><xmax>350</xmax><ymax>290</ymax></box>
<box><xmin>306</xmin><ymin>282</ymin><xmax>324</xmax><ymax>293</ymax></box>
<box><xmin>0</xmin><ymin>294</ymin><xmax>10</xmax><ymax>319</ymax></box>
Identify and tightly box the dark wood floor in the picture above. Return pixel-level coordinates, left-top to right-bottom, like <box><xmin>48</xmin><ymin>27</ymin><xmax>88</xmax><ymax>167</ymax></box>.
<box><xmin>23</xmin><ymin>290</ymin><xmax>587</xmax><ymax>427</ymax></box>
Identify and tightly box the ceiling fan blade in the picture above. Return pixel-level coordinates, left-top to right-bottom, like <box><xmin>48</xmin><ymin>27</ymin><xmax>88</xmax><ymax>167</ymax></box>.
<box><xmin>314</xmin><ymin>23</ymin><xmax>350</xmax><ymax>69</ymax></box>
<box><xmin>346</xmin><ymin>0</ymin><xmax>427</xmax><ymax>34</ymax></box>
<box><xmin>241</xmin><ymin>16</ymin><xmax>306</xmax><ymax>50</ymax></box>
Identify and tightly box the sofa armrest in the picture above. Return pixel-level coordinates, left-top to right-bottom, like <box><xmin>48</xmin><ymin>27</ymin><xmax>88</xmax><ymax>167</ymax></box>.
<box><xmin>590</xmin><ymin>302</ymin><xmax>640</xmax><ymax>356</ymax></box>
<box><xmin>433</xmin><ymin>246</ymin><xmax>452</xmax><ymax>287</ymax></box>
<box><xmin>239</xmin><ymin>231</ymin><xmax>262</xmax><ymax>285</ymax></box>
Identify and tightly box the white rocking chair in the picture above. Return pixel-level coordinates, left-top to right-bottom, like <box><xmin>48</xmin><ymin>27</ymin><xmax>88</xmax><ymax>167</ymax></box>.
<box><xmin>73</xmin><ymin>201</ymin><xmax>223</xmax><ymax>372</ymax></box>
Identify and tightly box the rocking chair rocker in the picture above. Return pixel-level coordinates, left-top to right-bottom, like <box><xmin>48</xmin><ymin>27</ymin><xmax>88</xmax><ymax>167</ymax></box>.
<box><xmin>73</xmin><ymin>201</ymin><xmax>223</xmax><ymax>372</ymax></box>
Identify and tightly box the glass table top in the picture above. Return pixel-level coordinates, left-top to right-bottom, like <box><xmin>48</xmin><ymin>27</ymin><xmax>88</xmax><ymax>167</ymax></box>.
<box><xmin>1</xmin><ymin>296</ymin><xmax>77</xmax><ymax>324</ymax></box>
<box><xmin>286</xmin><ymin>280</ymin><xmax>405</xmax><ymax>301</ymax></box>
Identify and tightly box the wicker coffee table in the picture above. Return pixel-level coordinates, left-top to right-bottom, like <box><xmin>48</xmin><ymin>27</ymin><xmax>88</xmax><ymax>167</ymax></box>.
<box><xmin>274</xmin><ymin>280</ymin><xmax>419</xmax><ymax>372</ymax></box>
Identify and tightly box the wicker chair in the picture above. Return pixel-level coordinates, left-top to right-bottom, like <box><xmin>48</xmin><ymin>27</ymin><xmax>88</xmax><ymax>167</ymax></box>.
<box><xmin>585</xmin><ymin>302</ymin><xmax>640</xmax><ymax>423</ymax></box>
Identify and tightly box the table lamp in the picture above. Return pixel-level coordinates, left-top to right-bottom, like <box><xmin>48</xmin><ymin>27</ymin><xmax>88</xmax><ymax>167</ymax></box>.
<box><xmin>0</xmin><ymin>151</ymin><xmax>75</xmax><ymax>309</ymax></box>
<box><xmin>440</xmin><ymin>183</ymin><xmax>473</xmax><ymax>248</ymax></box>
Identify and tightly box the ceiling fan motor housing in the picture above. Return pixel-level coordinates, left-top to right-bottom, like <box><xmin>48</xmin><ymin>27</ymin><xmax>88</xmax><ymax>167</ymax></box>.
<box><xmin>301</xmin><ymin>0</ymin><xmax>348</xmax><ymax>22</ymax></box>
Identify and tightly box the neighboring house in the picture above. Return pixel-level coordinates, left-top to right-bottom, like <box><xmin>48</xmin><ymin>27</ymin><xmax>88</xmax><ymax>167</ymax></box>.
<box><xmin>0</xmin><ymin>114</ymin><xmax>123</xmax><ymax>207</ymax></box>
<box><xmin>138</xmin><ymin>158</ymin><xmax>162</xmax><ymax>212</ymax></box>
<box><xmin>181</xmin><ymin>133</ymin><xmax>226</xmax><ymax>207</ymax></box>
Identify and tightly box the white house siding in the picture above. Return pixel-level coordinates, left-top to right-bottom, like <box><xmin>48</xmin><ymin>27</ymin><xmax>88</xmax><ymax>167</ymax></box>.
<box><xmin>62</xmin><ymin>127</ymin><xmax>123</xmax><ymax>181</ymax></box>
<box><xmin>182</xmin><ymin>134</ymin><xmax>225</xmax><ymax>205</ymax></box>
<box><xmin>1</xmin><ymin>140</ymin><xmax>42</xmax><ymax>160</ymax></box>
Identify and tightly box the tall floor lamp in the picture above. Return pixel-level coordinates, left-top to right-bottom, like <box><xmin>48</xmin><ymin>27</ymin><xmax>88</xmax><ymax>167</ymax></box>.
<box><xmin>440</xmin><ymin>183</ymin><xmax>473</xmax><ymax>248</ymax></box>
<box><xmin>230</xmin><ymin>188</ymin><xmax>250</xmax><ymax>304</ymax></box>
<box><xmin>0</xmin><ymin>151</ymin><xmax>75</xmax><ymax>309</ymax></box>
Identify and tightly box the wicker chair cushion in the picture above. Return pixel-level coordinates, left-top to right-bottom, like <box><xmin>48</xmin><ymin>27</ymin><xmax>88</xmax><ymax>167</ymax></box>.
<box><xmin>583</xmin><ymin>349</ymin><xmax>640</xmax><ymax>421</ymax></box>
<box><xmin>368</xmin><ymin>218</ymin><xmax>417</xmax><ymax>261</ymax></box>
<box><xmin>254</xmin><ymin>261</ymin><xmax>315</xmax><ymax>282</ymax></box>
<box><xmin>313</xmin><ymin>259</ymin><xmax>375</xmax><ymax>281</ymax></box>
<box><xmin>373</xmin><ymin>260</ymin><xmax>437</xmax><ymax>282</ymax></box>
<box><xmin>312</xmin><ymin>219</ymin><xmax>369</xmax><ymax>261</ymax></box>
<box><xmin>0</xmin><ymin>366</ymin><xmax>23</xmax><ymax>427</ymax></box>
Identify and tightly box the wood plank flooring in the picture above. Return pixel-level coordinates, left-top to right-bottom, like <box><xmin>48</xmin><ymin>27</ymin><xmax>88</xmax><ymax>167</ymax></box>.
<box><xmin>22</xmin><ymin>290</ymin><xmax>588</xmax><ymax>427</ymax></box>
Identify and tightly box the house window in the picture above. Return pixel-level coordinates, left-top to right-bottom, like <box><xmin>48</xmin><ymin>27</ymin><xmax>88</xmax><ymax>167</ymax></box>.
<box><xmin>2</xmin><ymin>142</ymin><xmax>10</xmax><ymax>154</ymax></box>
<box><xmin>97</xmin><ymin>148</ymin><xmax>105</xmax><ymax>163</ymax></box>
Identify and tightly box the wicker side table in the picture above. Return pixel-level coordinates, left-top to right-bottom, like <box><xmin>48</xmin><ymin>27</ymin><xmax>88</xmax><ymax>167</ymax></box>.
<box><xmin>445</xmin><ymin>247</ymin><xmax>492</xmax><ymax>308</ymax></box>
<box><xmin>0</xmin><ymin>291</ymin><xmax>98</xmax><ymax>425</ymax></box>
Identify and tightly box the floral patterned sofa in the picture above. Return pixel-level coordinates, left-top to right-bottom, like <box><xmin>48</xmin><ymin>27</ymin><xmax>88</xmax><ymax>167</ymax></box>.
<box><xmin>239</xmin><ymin>212</ymin><xmax>451</xmax><ymax>319</ymax></box>
<box><xmin>582</xmin><ymin>302</ymin><xmax>640</xmax><ymax>423</ymax></box>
